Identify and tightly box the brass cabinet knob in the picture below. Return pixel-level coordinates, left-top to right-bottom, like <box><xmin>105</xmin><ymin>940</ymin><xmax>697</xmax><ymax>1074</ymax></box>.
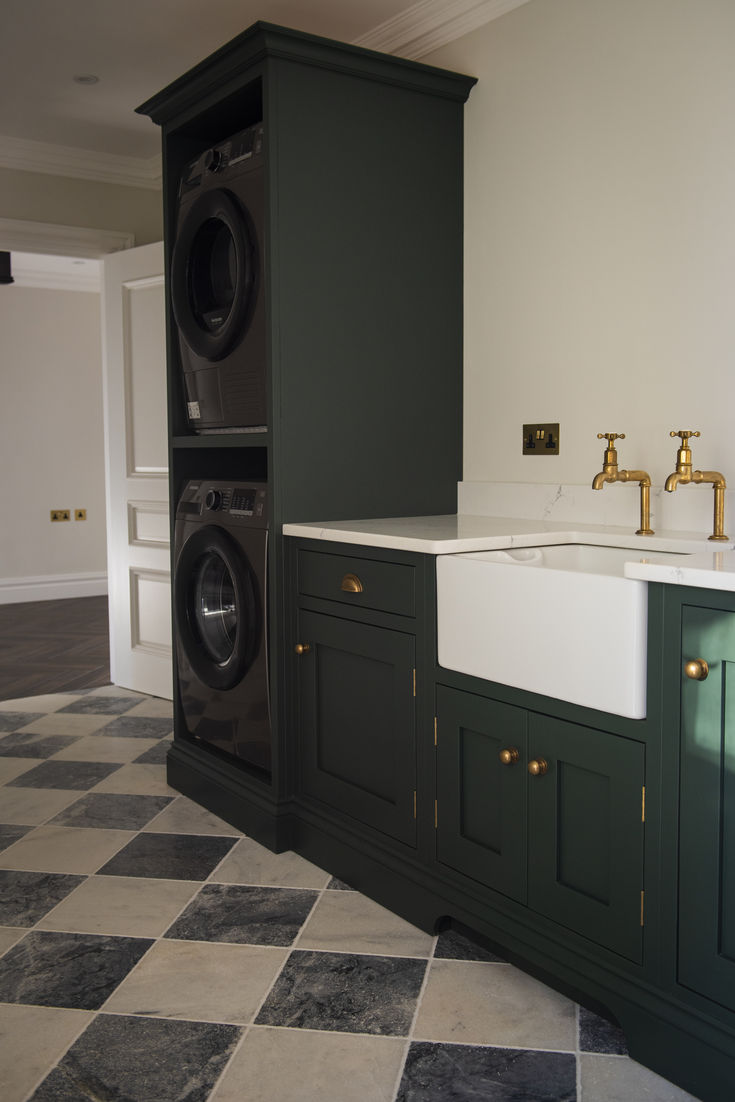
<box><xmin>340</xmin><ymin>573</ymin><xmax>364</xmax><ymax>593</ymax></box>
<box><xmin>684</xmin><ymin>658</ymin><xmax>708</xmax><ymax>681</ymax></box>
<box><xmin>499</xmin><ymin>748</ymin><xmax>520</xmax><ymax>766</ymax></box>
<box><xmin>528</xmin><ymin>758</ymin><xmax>549</xmax><ymax>776</ymax></box>
<box><xmin>294</xmin><ymin>643</ymin><xmax>311</xmax><ymax>656</ymax></box>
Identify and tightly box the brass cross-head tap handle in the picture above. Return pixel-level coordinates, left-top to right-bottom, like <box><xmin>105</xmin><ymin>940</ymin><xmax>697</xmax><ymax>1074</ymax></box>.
<box><xmin>597</xmin><ymin>433</ymin><xmax>626</xmax><ymax>445</ymax></box>
<box><xmin>670</xmin><ymin>431</ymin><xmax>700</xmax><ymax>443</ymax></box>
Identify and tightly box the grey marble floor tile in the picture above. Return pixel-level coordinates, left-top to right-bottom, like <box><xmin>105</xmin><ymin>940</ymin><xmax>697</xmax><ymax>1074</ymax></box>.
<box><xmin>6</xmin><ymin>759</ymin><xmax>121</xmax><ymax>790</ymax></box>
<box><xmin>96</xmin><ymin>715</ymin><xmax>174</xmax><ymax>738</ymax></box>
<box><xmin>96</xmin><ymin>830</ymin><xmax>237</xmax><ymax>880</ymax></box>
<box><xmin>51</xmin><ymin>733</ymin><xmax>160</xmax><ymax>763</ymax></box>
<box><xmin>0</xmin><ymin>870</ymin><xmax>85</xmax><ymax>926</ymax></box>
<box><xmin>0</xmin><ymin>732</ymin><xmax>79</xmax><ymax>758</ymax></box>
<box><xmin>327</xmin><ymin>876</ymin><xmax>357</xmax><ymax>890</ymax></box>
<box><xmin>48</xmin><ymin>792</ymin><xmax>174</xmax><ymax>830</ymax></box>
<box><xmin>29</xmin><ymin>1013</ymin><xmax>242</xmax><ymax>1101</ymax></box>
<box><xmin>579</xmin><ymin>1006</ymin><xmax>628</xmax><ymax>1055</ymax></box>
<box><xmin>0</xmin><ymin>1004</ymin><xmax>93</xmax><ymax>1102</ymax></box>
<box><xmin>212</xmin><ymin>1026</ymin><xmax>407</xmax><ymax>1102</ymax></box>
<box><xmin>0</xmin><ymin>823</ymin><xmax>31</xmax><ymax>852</ymax></box>
<box><xmin>0</xmin><ymin>930</ymin><xmax>153</xmax><ymax>1010</ymax></box>
<box><xmin>0</xmin><ymin>823</ymin><xmax>135</xmax><ymax>874</ymax></box>
<box><xmin>579</xmin><ymin>1053</ymin><xmax>700</xmax><ymax>1102</ymax></box>
<box><xmin>125</xmin><ymin>696</ymin><xmax>175</xmax><ymax>719</ymax></box>
<box><xmin>90</xmin><ymin>761</ymin><xmax>174</xmax><ymax>796</ymax></box>
<box><xmin>18</xmin><ymin>713</ymin><xmax>114</xmax><ymax>737</ymax></box>
<box><xmin>0</xmin><ymin>711</ymin><xmax>44</xmax><ymax>732</ymax></box>
<box><xmin>165</xmin><ymin>883</ymin><xmax>318</xmax><ymax>945</ymax></box>
<box><xmin>144</xmin><ymin>795</ymin><xmax>242</xmax><ymax>836</ymax></box>
<box><xmin>434</xmin><ymin>927</ymin><xmax>506</xmax><ymax>963</ymax></box>
<box><xmin>298</xmin><ymin>890</ymin><xmax>434</xmax><ymax>958</ymax></box>
<box><xmin>56</xmin><ymin>695</ymin><xmax>141</xmax><ymax>716</ymax></box>
<box><xmin>0</xmin><ymin>757</ymin><xmax>45</xmax><ymax>785</ymax></box>
<box><xmin>212</xmin><ymin>836</ymin><xmax>330</xmax><ymax>889</ymax></box>
<box><xmin>256</xmin><ymin>949</ymin><xmax>427</xmax><ymax>1036</ymax></box>
<box><xmin>36</xmin><ymin>874</ymin><xmax>200</xmax><ymax>938</ymax></box>
<box><xmin>133</xmin><ymin>737</ymin><xmax>172</xmax><ymax>764</ymax></box>
<box><xmin>0</xmin><ymin>694</ymin><xmax>82</xmax><ymax>713</ymax></box>
<box><xmin>0</xmin><ymin>788</ymin><xmax>82</xmax><ymax>827</ymax></box>
<box><xmin>397</xmin><ymin>1041</ymin><xmax>577</xmax><ymax>1101</ymax></box>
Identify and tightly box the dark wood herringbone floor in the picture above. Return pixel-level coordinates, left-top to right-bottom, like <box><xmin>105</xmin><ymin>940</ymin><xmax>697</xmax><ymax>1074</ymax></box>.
<box><xmin>0</xmin><ymin>595</ymin><xmax>110</xmax><ymax>700</ymax></box>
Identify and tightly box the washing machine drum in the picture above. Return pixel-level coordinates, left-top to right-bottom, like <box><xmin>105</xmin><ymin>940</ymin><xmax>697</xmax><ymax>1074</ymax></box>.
<box><xmin>171</xmin><ymin>188</ymin><xmax>258</xmax><ymax>363</ymax></box>
<box><xmin>175</xmin><ymin>526</ymin><xmax>261</xmax><ymax>691</ymax></box>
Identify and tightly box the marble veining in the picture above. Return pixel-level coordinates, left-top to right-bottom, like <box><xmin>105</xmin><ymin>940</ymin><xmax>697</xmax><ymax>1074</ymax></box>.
<box><xmin>0</xmin><ymin>930</ymin><xmax>153</xmax><ymax>1010</ymax></box>
<box><xmin>397</xmin><ymin>1041</ymin><xmax>577</xmax><ymax>1101</ymax></box>
<box><xmin>97</xmin><ymin>715</ymin><xmax>175</xmax><ymax>739</ymax></box>
<box><xmin>6</xmin><ymin>759</ymin><xmax>121</xmax><ymax>790</ymax></box>
<box><xmin>97</xmin><ymin>832</ymin><xmax>237</xmax><ymax>881</ymax></box>
<box><xmin>164</xmin><ymin>883</ymin><xmax>319</xmax><ymax>945</ymax></box>
<box><xmin>0</xmin><ymin>711</ymin><xmax>44</xmax><ymax>732</ymax></box>
<box><xmin>0</xmin><ymin>732</ymin><xmax>79</xmax><ymax>758</ymax></box>
<box><xmin>56</xmin><ymin>695</ymin><xmax>141</xmax><ymax>715</ymax></box>
<box><xmin>0</xmin><ymin>869</ymin><xmax>85</xmax><ymax>926</ymax></box>
<box><xmin>48</xmin><ymin>792</ymin><xmax>174</xmax><ymax>830</ymax></box>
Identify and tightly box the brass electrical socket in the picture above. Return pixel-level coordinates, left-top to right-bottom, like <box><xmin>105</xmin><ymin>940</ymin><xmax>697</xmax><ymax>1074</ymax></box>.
<box><xmin>50</xmin><ymin>510</ymin><xmax>71</xmax><ymax>522</ymax></box>
<box><xmin>74</xmin><ymin>509</ymin><xmax>87</xmax><ymax>521</ymax></box>
<box><xmin>523</xmin><ymin>423</ymin><xmax>560</xmax><ymax>455</ymax></box>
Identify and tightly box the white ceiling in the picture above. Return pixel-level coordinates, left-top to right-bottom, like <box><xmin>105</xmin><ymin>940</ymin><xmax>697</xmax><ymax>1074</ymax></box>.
<box><xmin>0</xmin><ymin>0</ymin><xmax>529</xmax><ymax>180</ymax></box>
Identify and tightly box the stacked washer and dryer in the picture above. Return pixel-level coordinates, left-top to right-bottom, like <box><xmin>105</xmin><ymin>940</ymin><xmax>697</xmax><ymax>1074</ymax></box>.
<box><xmin>171</xmin><ymin>123</ymin><xmax>271</xmax><ymax>773</ymax></box>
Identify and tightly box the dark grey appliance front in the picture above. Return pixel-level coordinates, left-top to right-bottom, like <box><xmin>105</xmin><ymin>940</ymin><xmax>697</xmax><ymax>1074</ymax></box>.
<box><xmin>174</xmin><ymin>480</ymin><xmax>270</xmax><ymax>772</ymax></box>
<box><xmin>171</xmin><ymin>123</ymin><xmax>266</xmax><ymax>433</ymax></box>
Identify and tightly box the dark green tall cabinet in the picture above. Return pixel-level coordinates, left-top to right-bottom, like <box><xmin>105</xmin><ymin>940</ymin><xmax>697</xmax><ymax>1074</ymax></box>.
<box><xmin>137</xmin><ymin>24</ymin><xmax>475</xmax><ymax>838</ymax></box>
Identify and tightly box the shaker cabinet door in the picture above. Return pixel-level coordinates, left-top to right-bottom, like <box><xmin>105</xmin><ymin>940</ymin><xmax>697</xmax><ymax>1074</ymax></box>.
<box><xmin>679</xmin><ymin>604</ymin><xmax>735</xmax><ymax>1012</ymax></box>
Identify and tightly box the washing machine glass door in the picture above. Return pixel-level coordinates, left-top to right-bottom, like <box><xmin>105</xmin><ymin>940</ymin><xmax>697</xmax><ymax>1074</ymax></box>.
<box><xmin>171</xmin><ymin>188</ymin><xmax>258</xmax><ymax>362</ymax></box>
<box><xmin>176</xmin><ymin>526</ymin><xmax>260</xmax><ymax>692</ymax></box>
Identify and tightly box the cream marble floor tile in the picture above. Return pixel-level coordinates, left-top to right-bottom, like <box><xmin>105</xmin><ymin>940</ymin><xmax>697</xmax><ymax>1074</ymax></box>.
<box><xmin>145</xmin><ymin>795</ymin><xmax>243</xmax><ymax>836</ymax></box>
<box><xmin>414</xmin><ymin>959</ymin><xmax>576</xmax><ymax>1051</ymax></box>
<box><xmin>297</xmin><ymin>890</ymin><xmax>434</xmax><ymax>958</ymax></box>
<box><xmin>36</xmin><ymin>874</ymin><xmax>201</xmax><ymax>937</ymax></box>
<box><xmin>579</xmin><ymin>1053</ymin><xmax>702</xmax><ymax>1101</ymax></box>
<box><xmin>103</xmin><ymin>939</ymin><xmax>288</xmax><ymax>1023</ymax></box>
<box><xmin>51</xmin><ymin>734</ymin><xmax>160</xmax><ymax>763</ymax></box>
<box><xmin>212</xmin><ymin>837</ymin><xmax>331</xmax><ymax>890</ymax></box>
<box><xmin>0</xmin><ymin>757</ymin><xmax>39</xmax><ymax>785</ymax></box>
<box><xmin>0</xmin><ymin>823</ymin><xmax>135</xmax><ymax>874</ymax></box>
<box><xmin>0</xmin><ymin>786</ymin><xmax>81</xmax><ymax>825</ymax></box>
<box><xmin>0</xmin><ymin>1004</ymin><xmax>94</xmax><ymax>1102</ymax></box>
<box><xmin>18</xmin><ymin>712</ymin><xmax>115</xmax><ymax>737</ymax></box>
<box><xmin>86</xmin><ymin>685</ymin><xmax>140</xmax><ymax>699</ymax></box>
<box><xmin>0</xmin><ymin>926</ymin><xmax>26</xmax><ymax>955</ymax></box>
<box><xmin>124</xmin><ymin>697</ymin><xmax>174</xmax><ymax>719</ymax></box>
<box><xmin>213</xmin><ymin>1027</ymin><xmax>407</xmax><ymax>1102</ymax></box>
<box><xmin>90</xmin><ymin>762</ymin><xmax>176</xmax><ymax>796</ymax></box>
<box><xmin>0</xmin><ymin>694</ymin><xmax>83</xmax><ymax>713</ymax></box>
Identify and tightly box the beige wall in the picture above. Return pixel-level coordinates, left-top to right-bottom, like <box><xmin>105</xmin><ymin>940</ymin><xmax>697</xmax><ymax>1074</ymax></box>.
<box><xmin>425</xmin><ymin>0</ymin><xmax>735</xmax><ymax>487</ymax></box>
<box><xmin>0</xmin><ymin>166</ymin><xmax>162</xmax><ymax>246</ymax></box>
<box><xmin>0</xmin><ymin>285</ymin><xmax>107</xmax><ymax>581</ymax></box>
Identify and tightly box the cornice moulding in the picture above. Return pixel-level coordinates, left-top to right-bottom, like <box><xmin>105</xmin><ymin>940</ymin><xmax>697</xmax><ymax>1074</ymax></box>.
<box><xmin>354</xmin><ymin>0</ymin><xmax>532</xmax><ymax>58</ymax></box>
<box><xmin>0</xmin><ymin>134</ymin><xmax>162</xmax><ymax>190</ymax></box>
<box><xmin>0</xmin><ymin>218</ymin><xmax>134</xmax><ymax>258</ymax></box>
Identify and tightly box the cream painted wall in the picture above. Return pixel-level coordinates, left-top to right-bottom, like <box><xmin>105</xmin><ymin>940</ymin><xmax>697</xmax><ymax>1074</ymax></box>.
<box><xmin>424</xmin><ymin>0</ymin><xmax>735</xmax><ymax>487</ymax></box>
<box><xmin>0</xmin><ymin>166</ymin><xmax>162</xmax><ymax>245</ymax></box>
<box><xmin>0</xmin><ymin>285</ymin><xmax>107</xmax><ymax>580</ymax></box>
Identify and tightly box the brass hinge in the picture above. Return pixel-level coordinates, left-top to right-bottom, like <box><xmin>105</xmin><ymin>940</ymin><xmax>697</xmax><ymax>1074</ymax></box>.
<box><xmin>642</xmin><ymin>786</ymin><xmax>646</xmax><ymax>823</ymax></box>
<box><xmin>640</xmin><ymin>890</ymin><xmax>645</xmax><ymax>927</ymax></box>
<box><xmin>434</xmin><ymin>716</ymin><xmax>438</xmax><ymax>747</ymax></box>
<box><xmin>413</xmin><ymin>668</ymin><xmax>416</xmax><ymax>697</ymax></box>
<box><xmin>434</xmin><ymin>799</ymin><xmax>438</xmax><ymax>829</ymax></box>
<box><xmin>413</xmin><ymin>790</ymin><xmax>417</xmax><ymax>819</ymax></box>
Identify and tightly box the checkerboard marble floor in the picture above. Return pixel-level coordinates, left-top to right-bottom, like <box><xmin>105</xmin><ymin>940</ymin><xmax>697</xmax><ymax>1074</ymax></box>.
<box><xmin>0</xmin><ymin>686</ymin><xmax>700</xmax><ymax>1101</ymax></box>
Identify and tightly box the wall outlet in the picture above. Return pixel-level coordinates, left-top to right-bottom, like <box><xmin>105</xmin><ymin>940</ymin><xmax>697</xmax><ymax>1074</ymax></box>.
<box><xmin>50</xmin><ymin>509</ymin><xmax>71</xmax><ymax>522</ymax></box>
<box><xmin>74</xmin><ymin>509</ymin><xmax>87</xmax><ymax>521</ymax></box>
<box><xmin>523</xmin><ymin>423</ymin><xmax>560</xmax><ymax>455</ymax></box>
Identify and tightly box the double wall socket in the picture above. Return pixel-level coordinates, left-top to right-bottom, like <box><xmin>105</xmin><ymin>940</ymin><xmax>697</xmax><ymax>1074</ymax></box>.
<box><xmin>523</xmin><ymin>423</ymin><xmax>560</xmax><ymax>455</ymax></box>
<box><xmin>50</xmin><ymin>509</ymin><xmax>87</xmax><ymax>522</ymax></box>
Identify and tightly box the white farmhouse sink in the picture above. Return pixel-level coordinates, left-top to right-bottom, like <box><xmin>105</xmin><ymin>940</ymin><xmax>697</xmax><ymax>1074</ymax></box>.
<box><xmin>436</xmin><ymin>544</ymin><xmax>689</xmax><ymax>719</ymax></box>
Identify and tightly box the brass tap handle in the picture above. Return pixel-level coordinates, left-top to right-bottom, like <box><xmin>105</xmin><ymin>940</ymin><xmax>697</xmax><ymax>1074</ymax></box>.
<box><xmin>670</xmin><ymin>430</ymin><xmax>701</xmax><ymax>443</ymax></box>
<box><xmin>597</xmin><ymin>433</ymin><xmax>626</xmax><ymax>446</ymax></box>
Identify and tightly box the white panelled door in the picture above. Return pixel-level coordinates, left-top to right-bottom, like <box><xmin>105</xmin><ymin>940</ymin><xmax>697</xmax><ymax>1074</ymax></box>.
<box><xmin>102</xmin><ymin>242</ymin><xmax>172</xmax><ymax>699</ymax></box>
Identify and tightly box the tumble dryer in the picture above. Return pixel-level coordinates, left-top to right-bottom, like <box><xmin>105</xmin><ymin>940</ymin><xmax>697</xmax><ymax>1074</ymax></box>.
<box><xmin>173</xmin><ymin>480</ymin><xmax>270</xmax><ymax>772</ymax></box>
<box><xmin>171</xmin><ymin>123</ymin><xmax>266</xmax><ymax>433</ymax></box>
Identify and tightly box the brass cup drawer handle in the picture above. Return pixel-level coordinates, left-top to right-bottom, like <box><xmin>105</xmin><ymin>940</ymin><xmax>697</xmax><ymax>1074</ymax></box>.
<box><xmin>684</xmin><ymin>658</ymin><xmax>708</xmax><ymax>681</ymax></box>
<box><xmin>340</xmin><ymin>572</ymin><xmax>364</xmax><ymax>593</ymax></box>
<box><xmin>499</xmin><ymin>748</ymin><xmax>520</xmax><ymax>766</ymax></box>
<box><xmin>294</xmin><ymin>643</ymin><xmax>311</xmax><ymax>656</ymax></box>
<box><xmin>528</xmin><ymin>758</ymin><xmax>549</xmax><ymax>776</ymax></box>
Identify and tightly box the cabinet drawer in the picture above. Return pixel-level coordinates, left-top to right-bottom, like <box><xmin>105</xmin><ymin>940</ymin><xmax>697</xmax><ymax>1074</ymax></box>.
<box><xmin>297</xmin><ymin>549</ymin><xmax>415</xmax><ymax>617</ymax></box>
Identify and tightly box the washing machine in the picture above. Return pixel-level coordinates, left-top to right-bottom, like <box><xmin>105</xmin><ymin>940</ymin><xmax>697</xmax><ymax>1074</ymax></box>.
<box><xmin>173</xmin><ymin>480</ymin><xmax>270</xmax><ymax>772</ymax></box>
<box><xmin>171</xmin><ymin>122</ymin><xmax>266</xmax><ymax>433</ymax></box>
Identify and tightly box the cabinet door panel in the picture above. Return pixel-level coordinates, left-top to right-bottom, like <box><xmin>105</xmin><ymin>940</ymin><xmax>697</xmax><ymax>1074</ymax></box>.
<box><xmin>436</xmin><ymin>685</ymin><xmax>527</xmax><ymax>903</ymax></box>
<box><xmin>297</xmin><ymin>609</ymin><xmax>416</xmax><ymax>845</ymax></box>
<box><xmin>679</xmin><ymin>604</ymin><xmax>735</xmax><ymax>1012</ymax></box>
<box><xmin>528</xmin><ymin>715</ymin><xmax>645</xmax><ymax>962</ymax></box>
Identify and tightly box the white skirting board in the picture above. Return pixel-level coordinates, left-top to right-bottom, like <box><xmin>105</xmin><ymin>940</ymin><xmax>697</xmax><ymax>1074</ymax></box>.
<box><xmin>0</xmin><ymin>572</ymin><xmax>108</xmax><ymax>605</ymax></box>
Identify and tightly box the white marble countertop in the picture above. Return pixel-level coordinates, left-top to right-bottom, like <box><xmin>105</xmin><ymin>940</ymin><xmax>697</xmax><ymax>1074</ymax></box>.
<box><xmin>283</xmin><ymin>513</ymin><xmax>735</xmax><ymax>590</ymax></box>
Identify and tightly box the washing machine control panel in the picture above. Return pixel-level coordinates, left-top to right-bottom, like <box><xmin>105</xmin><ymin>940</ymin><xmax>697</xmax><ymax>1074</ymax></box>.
<box><xmin>182</xmin><ymin>481</ymin><xmax>267</xmax><ymax>523</ymax></box>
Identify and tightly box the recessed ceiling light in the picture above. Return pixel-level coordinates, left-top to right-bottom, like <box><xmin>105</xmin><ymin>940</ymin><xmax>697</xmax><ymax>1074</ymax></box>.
<box><xmin>73</xmin><ymin>74</ymin><xmax>99</xmax><ymax>85</ymax></box>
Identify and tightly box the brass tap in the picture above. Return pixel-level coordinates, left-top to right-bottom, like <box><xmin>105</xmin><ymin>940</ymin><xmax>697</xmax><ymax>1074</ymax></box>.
<box><xmin>664</xmin><ymin>431</ymin><xmax>728</xmax><ymax>541</ymax></box>
<box><xmin>592</xmin><ymin>433</ymin><xmax>654</xmax><ymax>535</ymax></box>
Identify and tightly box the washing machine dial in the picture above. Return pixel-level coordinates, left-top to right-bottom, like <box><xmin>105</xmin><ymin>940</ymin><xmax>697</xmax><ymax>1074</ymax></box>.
<box><xmin>204</xmin><ymin>149</ymin><xmax>225</xmax><ymax>174</ymax></box>
<box><xmin>205</xmin><ymin>489</ymin><xmax>222</xmax><ymax>511</ymax></box>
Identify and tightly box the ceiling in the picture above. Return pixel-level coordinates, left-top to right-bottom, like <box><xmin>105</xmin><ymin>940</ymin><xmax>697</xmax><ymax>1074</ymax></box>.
<box><xmin>0</xmin><ymin>0</ymin><xmax>445</xmax><ymax>165</ymax></box>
